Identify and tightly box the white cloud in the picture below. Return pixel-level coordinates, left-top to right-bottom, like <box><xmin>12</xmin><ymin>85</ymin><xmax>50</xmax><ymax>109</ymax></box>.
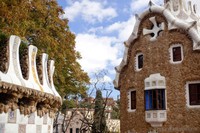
<box><xmin>63</xmin><ymin>0</ymin><xmax>117</xmax><ymax>23</ymax></box>
<box><xmin>75</xmin><ymin>34</ymin><xmax>119</xmax><ymax>73</ymax></box>
<box><xmin>79</xmin><ymin>15</ymin><xmax>136</xmax><ymax>75</ymax></box>
<box><xmin>105</xmin><ymin>15</ymin><xmax>136</xmax><ymax>41</ymax></box>
<box><xmin>88</xmin><ymin>26</ymin><xmax>104</xmax><ymax>34</ymax></box>
<box><xmin>131</xmin><ymin>0</ymin><xmax>163</xmax><ymax>12</ymax></box>
<box><xmin>87</xmin><ymin>16</ymin><xmax>136</xmax><ymax>42</ymax></box>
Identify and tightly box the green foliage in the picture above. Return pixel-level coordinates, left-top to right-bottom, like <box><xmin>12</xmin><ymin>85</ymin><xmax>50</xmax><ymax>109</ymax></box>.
<box><xmin>61</xmin><ymin>100</ymin><xmax>77</xmax><ymax>113</ymax></box>
<box><xmin>79</xmin><ymin>101</ymin><xmax>94</xmax><ymax>109</ymax></box>
<box><xmin>92</xmin><ymin>90</ymin><xmax>107</xmax><ymax>133</ymax></box>
<box><xmin>0</xmin><ymin>31</ymin><xmax>8</xmax><ymax>45</ymax></box>
<box><xmin>0</xmin><ymin>0</ymin><xmax>90</xmax><ymax>99</ymax></box>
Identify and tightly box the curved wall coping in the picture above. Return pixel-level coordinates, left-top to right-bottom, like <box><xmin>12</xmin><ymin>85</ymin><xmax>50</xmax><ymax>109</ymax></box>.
<box><xmin>0</xmin><ymin>35</ymin><xmax>61</xmax><ymax>117</ymax></box>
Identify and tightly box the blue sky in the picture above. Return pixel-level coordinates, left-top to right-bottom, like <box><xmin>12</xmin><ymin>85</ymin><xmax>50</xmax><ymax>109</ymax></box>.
<box><xmin>57</xmin><ymin>0</ymin><xmax>199</xmax><ymax>99</ymax></box>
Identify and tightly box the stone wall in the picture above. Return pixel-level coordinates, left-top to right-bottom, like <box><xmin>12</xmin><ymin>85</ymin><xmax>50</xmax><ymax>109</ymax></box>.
<box><xmin>119</xmin><ymin>12</ymin><xmax>200</xmax><ymax>133</ymax></box>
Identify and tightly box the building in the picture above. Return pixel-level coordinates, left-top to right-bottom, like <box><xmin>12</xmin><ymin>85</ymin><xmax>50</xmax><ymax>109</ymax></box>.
<box><xmin>114</xmin><ymin>0</ymin><xmax>200</xmax><ymax>132</ymax></box>
<box><xmin>57</xmin><ymin>97</ymin><xmax>120</xmax><ymax>133</ymax></box>
<box><xmin>64</xmin><ymin>108</ymin><xmax>94</xmax><ymax>133</ymax></box>
<box><xmin>55</xmin><ymin>108</ymin><xmax>94</xmax><ymax>133</ymax></box>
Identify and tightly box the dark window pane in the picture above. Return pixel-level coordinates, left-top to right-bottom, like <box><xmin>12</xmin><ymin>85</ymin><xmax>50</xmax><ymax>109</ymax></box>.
<box><xmin>172</xmin><ymin>46</ymin><xmax>182</xmax><ymax>62</ymax></box>
<box><xmin>189</xmin><ymin>83</ymin><xmax>200</xmax><ymax>105</ymax></box>
<box><xmin>145</xmin><ymin>91</ymin><xmax>153</xmax><ymax>110</ymax></box>
<box><xmin>145</xmin><ymin>89</ymin><xmax>165</xmax><ymax>110</ymax></box>
<box><xmin>76</xmin><ymin>128</ymin><xmax>79</xmax><ymax>133</ymax></box>
<box><xmin>70</xmin><ymin>128</ymin><xmax>73</xmax><ymax>133</ymax></box>
<box><xmin>131</xmin><ymin>91</ymin><xmax>136</xmax><ymax>109</ymax></box>
<box><xmin>138</xmin><ymin>54</ymin><xmax>143</xmax><ymax>69</ymax></box>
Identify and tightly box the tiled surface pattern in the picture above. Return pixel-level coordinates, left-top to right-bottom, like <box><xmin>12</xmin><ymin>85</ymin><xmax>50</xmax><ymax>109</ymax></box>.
<box><xmin>0</xmin><ymin>109</ymin><xmax>53</xmax><ymax>133</ymax></box>
<box><xmin>0</xmin><ymin>123</ymin><xmax>5</xmax><ymax>133</ymax></box>
<box><xmin>28</xmin><ymin>113</ymin><xmax>35</xmax><ymax>124</ymax></box>
<box><xmin>8</xmin><ymin>110</ymin><xmax>17</xmax><ymax>123</ymax></box>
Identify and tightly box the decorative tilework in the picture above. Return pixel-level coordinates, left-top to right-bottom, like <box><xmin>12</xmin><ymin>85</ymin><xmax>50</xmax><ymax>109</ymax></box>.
<box><xmin>48</xmin><ymin>125</ymin><xmax>51</xmax><ymax>133</ymax></box>
<box><xmin>13</xmin><ymin>37</ymin><xmax>25</xmax><ymax>86</ymax></box>
<box><xmin>0</xmin><ymin>123</ymin><xmax>5</xmax><ymax>133</ymax></box>
<box><xmin>36</xmin><ymin>125</ymin><xmax>42</xmax><ymax>133</ymax></box>
<box><xmin>28</xmin><ymin>113</ymin><xmax>35</xmax><ymax>124</ymax></box>
<box><xmin>31</xmin><ymin>50</ymin><xmax>44</xmax><ymax>92</ymax></box>
<box><xmin>19</xmin><ymin>124</ymin><xmax>26</xmax><ymax>133</ymax></box>
<box><xmin>43</xmin><ymin>114</ymin><xmax>47</xmax><ymax>124</ymax></box>
<box><xmin>8</xmin><ymin>110</ymin><xmax>16</xmax><ymax>123</ymax></box>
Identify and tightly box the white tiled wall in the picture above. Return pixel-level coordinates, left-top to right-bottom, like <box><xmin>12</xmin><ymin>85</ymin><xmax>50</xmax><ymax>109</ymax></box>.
<box><xmin>0</xmin><ymin>109</ymin><xmax>53</xmax><ymax>133</ymax></box>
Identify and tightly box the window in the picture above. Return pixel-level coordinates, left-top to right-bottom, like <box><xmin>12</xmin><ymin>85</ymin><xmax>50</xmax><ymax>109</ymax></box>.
<box><xmin>189</xmin><ymin>83</ymin><xmax>200</xmax><ymax>105</ymax></box>
<box><xmin>169</xmin><ymin>44</ymin><xmax>183</xmax><ymax>63</ymax></box>
<box><xmin>70</xmin><ymin>128</ymin><xmax>73</xmax><ymax>133</ymax></box>
<box><xmin>173</xmin><ymin>46</ymin><xmax>181</xmax><ymax>61</ymax></box>
<box><xmin>76</xmin><ymin>128</ymin><xmax>80</xmax><ymax>133</ymax></box>
<box><xmin>128</xmin><ymin>90</ymin><xmax>136</xmax><ymax>111</ymax></box>
<box><xmin>144</xmin><ymin>73</ymin><xmax>166</xmax><ymax>111</ymax></box>
<box><xmin>130</xmin><ymin>91</ymin><xmax>136</xmax><ymax>110</ymax></box>
<box><xmin>145</xmin><ymin>89</ymin><xmax>165</xmax><ymax>110</ymax></box>
<box><xmin>144</xmin><ymin>74</ymin><xmax>167</xmax><ymax>127</ymax></box>
<box><xmin>135</xmin><ymin>53</ymin><xmax>143</xmax><ymax>71</ymax></box>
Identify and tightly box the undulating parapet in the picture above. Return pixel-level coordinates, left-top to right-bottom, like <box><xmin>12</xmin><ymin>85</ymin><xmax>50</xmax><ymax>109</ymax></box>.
<box><xmin>0</xmin><ymin>35</ymin><xmax>62</xmax><ymax>118</ymax></box>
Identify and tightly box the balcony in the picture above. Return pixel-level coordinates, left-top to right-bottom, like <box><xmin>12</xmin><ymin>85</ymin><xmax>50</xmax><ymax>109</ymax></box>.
<box><xmin>145</xmin><ymin>110</ymin><xmax>167</xmax><ymax>127</ymax></box>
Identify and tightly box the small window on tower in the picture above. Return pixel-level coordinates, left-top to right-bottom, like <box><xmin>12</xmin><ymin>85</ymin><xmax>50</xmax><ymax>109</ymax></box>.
<box><xmin>172</xmin><ymin>46</ymin><xmax>181</xmax><ymax>62</ymax></box>
<box><xmin>189</xmin><ymin>83</ymin><xmax>200</xmax><ymax>105</ymax></box>
<box><xmin>169</xmin><ymin>44</ymin><xmax>183</xmax><ymax>64</ymax></box>
<box><xmin>127</xmin><ymin>89</ymin><xmax>136</xmax><ymax>112</ymax></box>
<box><xmin>186</xmin><ymin>82</ymin><xmax>200</xmax><ymax>108</ymax></box>
<box><xmin>135</xmin><ymin>53</ymin><xmax>143</xmax><ymax>71</ymax></box>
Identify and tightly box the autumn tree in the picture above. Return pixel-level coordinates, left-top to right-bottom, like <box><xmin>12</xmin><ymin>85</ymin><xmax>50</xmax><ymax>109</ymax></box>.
<box><xmin>0</xmin><ymin>0</ymin><xmax>89</xmax><ymax>98</ymax></box>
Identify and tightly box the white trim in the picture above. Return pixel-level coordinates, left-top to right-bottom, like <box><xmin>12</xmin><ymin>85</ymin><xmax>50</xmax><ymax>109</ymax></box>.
<box><xmin>169</xmin><ymin>43</ymin><xmax>184</xmax><ymax>64</ymax></box>
<box><xmin>127</xmin><ymin>89</ymin><xmax>136</xmax><ymax>112</ymax></box>
<box><xmin>185</xmin><ymin>81</ymin><xmax>200</xmax><ymax>108</ymax></box>
<box><xmin>144</xmin><ymin>73</ymin><xmax>166</xmax><ymax>90</ymax></box>
<box><xmin>144</xmin><ymin>74</ymin><xmax>167</xmax><ymax>127</ymax></box>
<box><xmin>145</xmin><ymin>110</ymin><xmax>167</xmax><ymax>128</ymax></box>
<box><xmin>135</xmin><ymin>52</ymin><xmax>143</xmax><ymax>71</ymax></box>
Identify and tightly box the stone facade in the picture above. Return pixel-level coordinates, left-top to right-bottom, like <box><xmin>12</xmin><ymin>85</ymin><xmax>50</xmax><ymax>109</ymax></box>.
<box><xmin>114</xmin><ymin>0</ymin><xmax>200</xmax><ymax>133</ymax></box>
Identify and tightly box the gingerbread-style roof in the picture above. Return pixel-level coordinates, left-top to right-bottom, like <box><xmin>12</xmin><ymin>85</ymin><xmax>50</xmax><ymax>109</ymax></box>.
<box><xmin>114</xmin><ymin>0</ymin><xmax>200</xmax><ymax>89</ymax></box>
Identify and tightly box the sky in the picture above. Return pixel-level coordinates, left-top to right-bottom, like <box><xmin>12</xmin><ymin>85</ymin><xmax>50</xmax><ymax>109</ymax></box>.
<box><xmin>57</xmin><ymin>0</ymin><xmax>200</xmax><ymax>99</ymax></box>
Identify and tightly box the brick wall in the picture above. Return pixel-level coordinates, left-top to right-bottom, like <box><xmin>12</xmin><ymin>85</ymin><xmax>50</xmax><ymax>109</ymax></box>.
<box><xmin>119</xmin><ymin>13</ymin><xmax>200</xmax><ymax>133</ymax></box>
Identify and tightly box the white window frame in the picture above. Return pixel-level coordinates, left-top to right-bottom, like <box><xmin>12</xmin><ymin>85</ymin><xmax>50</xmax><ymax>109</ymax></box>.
<box><xmin>135</xmin><ymin>52</ymin><xmax>143</xmax><ymax>71</ymax></box>
<box><xmin>169</xmin><ymin>43</ymin><xmax>183</xmax><ymax>64</ymax></box>
<box><xmin>127</xmin><ymin>89</ymin><xmax>136</xmax><ymax>112</ymax></box>
<box><xmin>186</xmin><ymin>81</ymin><xmax>200</xmax><ymax>108</ymax></box>
<box><xmin>144</xmin><ymin>73</ymin><xmax>167</xmax><ymax>127</ymax></box>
